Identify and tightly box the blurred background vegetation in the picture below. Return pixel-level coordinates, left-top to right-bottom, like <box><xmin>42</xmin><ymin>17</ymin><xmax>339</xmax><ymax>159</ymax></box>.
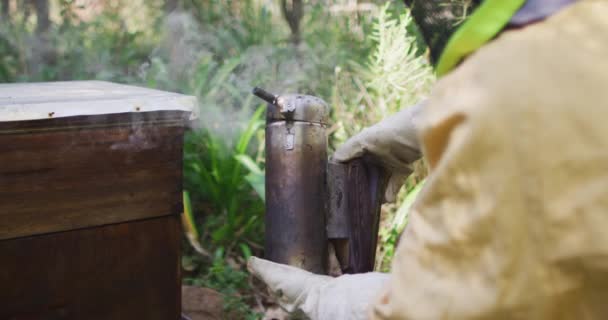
<box><xmin>0</xmin><ymin>0</ymin><xmax>433</xmax><ymax>317</ymax></box>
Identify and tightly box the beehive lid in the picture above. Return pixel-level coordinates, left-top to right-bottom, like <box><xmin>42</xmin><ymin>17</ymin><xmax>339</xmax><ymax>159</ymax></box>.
<box><xmin>0</xmin><ymin>80</ymin><xmax>198</xmax><ymax>122</ymax></box>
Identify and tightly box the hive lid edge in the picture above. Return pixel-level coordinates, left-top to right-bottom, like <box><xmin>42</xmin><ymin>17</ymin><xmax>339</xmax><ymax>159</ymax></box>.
<box><xmin>0</xmin><ymin>81</ymin><xmax>199</xmax><ymax>122</ymax></box>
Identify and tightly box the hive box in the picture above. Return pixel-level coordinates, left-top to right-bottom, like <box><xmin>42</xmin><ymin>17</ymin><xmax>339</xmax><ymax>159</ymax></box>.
<box><xmin>0</xmin><ymin>81</ymin><xmax>196</xmax><ymax>319</ymax></box>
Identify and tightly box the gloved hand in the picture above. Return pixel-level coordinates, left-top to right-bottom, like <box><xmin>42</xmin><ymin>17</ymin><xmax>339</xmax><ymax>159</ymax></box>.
<box><xmin>248</xmin><ymin>257</ymin><xmax>389</xmax><ymax>320</ymax></box>
<box><xmin>333</xmin><ymin>102</ymin><xmax>424</xmax><ymax>202</ymax></box>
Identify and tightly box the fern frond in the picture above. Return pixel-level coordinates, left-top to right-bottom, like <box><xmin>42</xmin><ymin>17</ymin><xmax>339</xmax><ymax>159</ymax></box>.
<box><xmin>360</xmin><ymin>3</ymin><xmax>434</xmax><ymax>119</ymax></box>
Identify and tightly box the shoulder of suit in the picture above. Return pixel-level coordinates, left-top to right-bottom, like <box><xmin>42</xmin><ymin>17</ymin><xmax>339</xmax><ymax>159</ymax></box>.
<box><xmin>426</xmin><ymin>0</ymin><xmax>608</xmax><ymax>120</ymax></box>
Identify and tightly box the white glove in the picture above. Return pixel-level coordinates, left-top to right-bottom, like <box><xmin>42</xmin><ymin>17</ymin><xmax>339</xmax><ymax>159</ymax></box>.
<box><xmin>248</xmin><ymin>257</ymin><xmax>389</xmax><ymax>320</ymax></box>
<box><xmin>334</xmin><ymin>102</ymin><xmax>424</xmax><ymax>202</ymax></box>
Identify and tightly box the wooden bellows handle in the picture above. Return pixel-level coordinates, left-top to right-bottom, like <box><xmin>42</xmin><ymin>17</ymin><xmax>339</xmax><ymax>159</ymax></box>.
<box><xmin>327</xmin><ymin>159</ymin><xmax>388</xmax><ymax>273</ymax></box>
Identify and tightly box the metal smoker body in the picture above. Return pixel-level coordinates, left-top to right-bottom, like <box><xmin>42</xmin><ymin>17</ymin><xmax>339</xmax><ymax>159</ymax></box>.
<box><xmin>255</xmin><ymin>87</ymin><xmax>386</xmax><ymax>275</ymax></box>
<box><xmin>260</xmin><ymin>89</ymin><xmax>329</xmax><ymax>273</ymax></box>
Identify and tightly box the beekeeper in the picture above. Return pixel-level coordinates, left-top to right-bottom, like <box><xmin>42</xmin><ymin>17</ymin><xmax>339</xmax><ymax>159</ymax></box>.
<box><xmin>248</xmin><ymin>0</ymin><xmax>608</xmax><ymax>319</ymax></box>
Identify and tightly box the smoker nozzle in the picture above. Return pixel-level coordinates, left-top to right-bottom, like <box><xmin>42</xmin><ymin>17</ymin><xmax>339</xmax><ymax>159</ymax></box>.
<box><xmin>252</xmin><ymin>87</ymin><xmax>277</xmax><ymax>106</ymax></box>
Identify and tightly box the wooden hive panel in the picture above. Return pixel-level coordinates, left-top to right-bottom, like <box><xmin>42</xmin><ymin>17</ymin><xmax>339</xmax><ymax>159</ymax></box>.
<box><xmin>0</xmin><ymin>112</ymin><xmax>186</xmax><ymax>240</ymax></box>
<box><xmin>0</xmin><ymin>216</ymin><xmax>181</xmax><ymax>319</ymax></box>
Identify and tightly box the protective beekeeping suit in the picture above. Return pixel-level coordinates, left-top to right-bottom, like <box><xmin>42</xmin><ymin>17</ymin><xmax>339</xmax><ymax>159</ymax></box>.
<box><xmin>248</xmin><ymin>1</ymin><xmax>608</xmax><ymax>319</ymax></box>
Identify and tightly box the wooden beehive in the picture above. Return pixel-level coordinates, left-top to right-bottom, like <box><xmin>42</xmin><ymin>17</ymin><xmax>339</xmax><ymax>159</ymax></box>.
<box><xmin>0</xmin><ymin>81</ymin><xmax>196</xmax><ymax>319</ymax></box>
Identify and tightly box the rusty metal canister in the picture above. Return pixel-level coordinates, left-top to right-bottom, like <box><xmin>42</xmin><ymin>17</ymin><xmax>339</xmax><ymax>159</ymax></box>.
<box><xmin>261</xmin><ymin>91</ymin><xmax>329</xmax><ymax>274</ymax></box>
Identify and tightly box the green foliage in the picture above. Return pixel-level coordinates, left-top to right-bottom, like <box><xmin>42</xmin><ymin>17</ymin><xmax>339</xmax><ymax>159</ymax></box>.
<box><xmin>184</xmin><ymin>0</ymin><xmax>279</xmax><ymax>51</ymax></box>
<box><xmin>364</xmin><ymin>3</ymin><xmax>434</xmax><ymax>115</ymax></box>
<box><xmin>0</xmin><ymin>1</ymin><xmax>154</xmax><ymax>82</ymax></box>
<box><xmin>235</xmin><ymin>154</ymin><xmax>265</xmax><ymax>201</ymax></box>
<box><xmin>183</xmin><ymin>105</ymin><xmax>266</xmax><ymax>252</ymax></box>
<box><xmin>376</xmin><ymin>180</ymin><xmax>425</xmax><ymax>271</ymax></box>
<box><xmin>331</xmin><ymin>2</ymin><xmax>434</xmax><ymax>143</ymax></box>
<box><xmin>0</xmin><ymin>34</ymin><xmax>17</xmax><ymax>82</ymax></box>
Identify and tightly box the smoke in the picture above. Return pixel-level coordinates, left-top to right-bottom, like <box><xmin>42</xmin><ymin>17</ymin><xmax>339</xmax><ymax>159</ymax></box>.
<box><xmin>156</xmin><ymin>12</ymin><xmax>212</xmax><ymax>86</ymax></box>
<box><xmin>142</xmin><ymin>10</ymin><xmax>332</xmax><ymax>148</ymax></box>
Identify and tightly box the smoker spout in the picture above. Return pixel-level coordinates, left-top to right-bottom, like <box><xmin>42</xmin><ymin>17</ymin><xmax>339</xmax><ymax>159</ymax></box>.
<box><xmin>252</xmin><ymin>87</ymin><xmax>277</xmax><ymax>106</ymax></box>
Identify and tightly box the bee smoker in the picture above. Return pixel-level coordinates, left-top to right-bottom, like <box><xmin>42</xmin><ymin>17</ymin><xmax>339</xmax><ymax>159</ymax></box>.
<box><xmin>253</xmin><ymin>87</ymin><xmax>387</xmax><ymax>275</ymax></box>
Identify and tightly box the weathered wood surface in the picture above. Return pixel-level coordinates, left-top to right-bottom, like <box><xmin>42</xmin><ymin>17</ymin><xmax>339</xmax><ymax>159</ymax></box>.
<box><xmin>0</xmin><ymin>215</ymin><xmax>182</xmax><ymax>320</ymax></box>
<box><xmin>327</xmin><ymin>159</ymin><xmax>387</xmax><ymax>274</ymax></box>
<box><xmin>0</xmin><ymin>112</ymin><xmax>187</xmax><ymax>240</ymax></box>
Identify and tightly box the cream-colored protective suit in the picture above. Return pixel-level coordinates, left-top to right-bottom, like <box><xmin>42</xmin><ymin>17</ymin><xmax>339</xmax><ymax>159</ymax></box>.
<box><xmin>372</xmin><ymin>1</ymin><xmax>608</xmax><ymax>319</ymax></box>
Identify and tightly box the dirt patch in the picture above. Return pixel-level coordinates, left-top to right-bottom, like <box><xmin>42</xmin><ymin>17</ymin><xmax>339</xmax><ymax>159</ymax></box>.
<box><xmin>182</xmin><ymin>285</ymin><xmax>224</xmax><ymax>320</ymax></box>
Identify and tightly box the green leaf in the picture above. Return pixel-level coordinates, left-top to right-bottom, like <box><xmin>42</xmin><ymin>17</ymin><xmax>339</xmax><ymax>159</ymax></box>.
<box><xmin>182</xmin><ymin>190</ymin><xmax>199</xmax><ymax>239</ymax></box>
<box><xmin>211</xmin><ymin>223</ymin><xmax>231</xmax><ymax>243</ymax></box>
<box><xmin>245</xmin><ymin>172</ymin><xmax>265</xmax><ymax>201</ymax></box>
<box><xmin>235</xmin><ymin>106</ymin><xmax>266</xmax><ymax>155</ymax></box>
<box><xmin>393</xmin><ymin>179</ymin><xmax>425</xmax><ymax>232</ymax></box>
<box><xmin>235</xmin><ymin>154</ymin><xmax>263</xmax><ymax>175</ymax></box>
<box><xmin>239</xmin><ymin>243</ymin><xmax>252</xmax><ymax>260</ymax></box>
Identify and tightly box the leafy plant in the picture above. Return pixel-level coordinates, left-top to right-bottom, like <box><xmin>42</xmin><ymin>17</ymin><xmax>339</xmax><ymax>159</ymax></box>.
<box><xmin>182</xmin><ymin>101</ymin><xmax>266</xmax><ymax>319</ymax></box>
<box><xmin>331</xmin><ymin>2</ymin><xmax>434</xmax><ymax>143</ymax></box>
<box><xmin>183</xmin><ymin>105</ymin><xmax>266</xmax><ymax>254</ymax></box>
<box><xmin>376</xmin><ymin>180</ymin><xmax>425</xmax><ymax>271</ymax></box>
<box><xmin>0</xmin><ymin>33</ymin><xmax>17</xmax><ymax>82</ymax></box>
<box><xmin>0</xmin><ymin>0</ymin><xmax>154</xmax><ymax>82</ymax></box>
<box><xmin>235</xmin><ymin>154</ymin><xmax>265</xmax><ymax>202</ymax></box>
<box><xmin>363</xmin><ymin>3</ymin><xmax>434</xmax><ymax>116</ymax></box>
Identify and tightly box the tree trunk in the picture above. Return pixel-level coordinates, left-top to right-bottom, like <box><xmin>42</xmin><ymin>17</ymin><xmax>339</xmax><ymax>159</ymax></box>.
<box><xmin>164</xmin><ymin>0</ymin><xmax>178</xmax><ymax>13</ymax></box>
<box><xmin>18</xmin><ymin>0</ymin><xmax>32</xmax><ymax>23</ymax></box>
<box><xmin>33</xmin><ymin>0</ymin><xmax>50</xmax><ymax>34</ymax></box>
<box><xmin>1</xmin><ymin>0</ymin><xmax>9</xmax><ymax>20</ymax></box>
<box><xmin>30</xmin><ymin>0</ymin><xmax>55</xmax><ymax>77</ymax></box>
<box><xmin>280</xmin><ymin>0</ymin><xmax>303</xmax><ymax>44</ymax></box>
